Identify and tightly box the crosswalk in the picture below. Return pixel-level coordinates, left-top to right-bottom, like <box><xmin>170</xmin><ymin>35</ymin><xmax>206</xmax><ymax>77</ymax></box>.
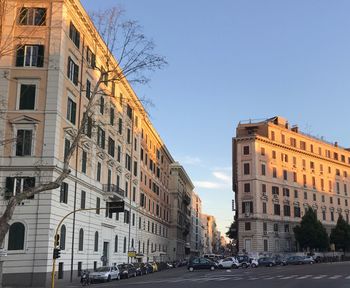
<box><xmin>161</xmin><ymin>274</ymin><xmax>350</xmax><ymax>283</ymax></box>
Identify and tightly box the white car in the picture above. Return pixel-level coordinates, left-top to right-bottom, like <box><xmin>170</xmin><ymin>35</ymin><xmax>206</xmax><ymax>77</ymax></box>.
<box><xmin>90</xmin><ymin>266</ymin><xmax>120</xmax><ymax>283</ymax></box>
<box><xmin>250</xmin><ymin>258</ymin><xmax>259</xmax><ymax>268</ymax></box>
<box><xmin>218</xmin><ymin>257</ymin><xmax>240</xmax><ymax>269</ymax></box>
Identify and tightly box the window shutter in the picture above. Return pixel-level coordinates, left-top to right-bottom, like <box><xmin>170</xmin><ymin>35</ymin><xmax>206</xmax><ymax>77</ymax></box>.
<box><xmin>101</xmin><ymin>130</ymin><xmax>105</xmax><ymax>149</ymax></box>
<box><xmin>37</xmin><ymin>45</ymin><xmax>44</xmax><ymax>67</ymax></box>
<box><xmin>16</xmin><ymin>45</ymin><xmax>25</xmax><ymax>67</ymax></box>
<box><xmin>73</xmin><ymin>63</ymin><xmax>79</xmax><ymax>85</ymax></box>
<box><xmin>242</xmin><ymin>202</ymin><xmax>246</xmax><ymax>214</ymax></box>
<box><xmin>71</xmin><ymin>101</ymin><xmax>76</xmax><ymax>125</ymax></box>
<box><xmin>5</xmin><ymin>177</ymin><xmax>15</xmax><ymax>200</ymax></box>
<box><xmin>67</xmin><ymin>57</ymin><xmax>71</xmax><ymax>78</ymax></box>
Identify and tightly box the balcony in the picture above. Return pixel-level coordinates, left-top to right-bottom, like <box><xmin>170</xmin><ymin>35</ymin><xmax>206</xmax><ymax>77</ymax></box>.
<box><xmin>102</xmin><ymin>184</ymin><xmax>125</xmax><ymax>198</ymax></box>
<box><xmin>183</xmin><ymin>194</ymin><xmax>191</xmax><ymax>206</ymax></box>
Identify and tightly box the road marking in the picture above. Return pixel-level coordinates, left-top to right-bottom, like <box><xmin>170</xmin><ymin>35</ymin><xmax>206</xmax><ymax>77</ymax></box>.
<box><xmin>263</xmin><ymin>277</ymin><xmax>275</xmax><ymax>280</ymax></box>
<box><xmin>248</xmin><ymin>277</ymin><xmax>260</xmax><ymax>280</ymax></box>
<box><xmin>329</xmin><ymin>275</ymin><xmax>342</xmax><ymax>279</ymax></box>
<box><xmin>280</xmin><ymin>275</ymin><xmax>298</xmax><ymax>279</ymax></box>
<box><xmin>313</xmin><ymin>275</ymin><xmax>327</xmax><ymax>279</ymax></box>
<box><xmin>296</xmin><ymin>275</ymin><xmax>312</xmax><ymax>279</ymax></box>
<box><xmin>346</xmin><ymin>275</ymin><xmax>350</xmax><ymax>279</ymax></box>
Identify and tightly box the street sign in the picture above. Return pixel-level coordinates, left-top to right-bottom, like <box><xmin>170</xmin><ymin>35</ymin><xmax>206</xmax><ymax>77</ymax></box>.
<box><xmin>107</xmin><ymin>201</ymin><xmax>125</xmax><ymax>213</ymax></box>
<box><xmin>128</xmin><ymin>251</ymin><xmax>136</xmax><ymax>258</ymax></box>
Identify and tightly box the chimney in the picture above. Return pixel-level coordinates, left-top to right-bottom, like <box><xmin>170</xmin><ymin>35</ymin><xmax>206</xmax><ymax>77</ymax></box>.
<box><xmin>291</xmin><ymin>125</ymin><xmax>299</xmax><ymax>133</ymax></box>
<box><xmin>334</xmin><ymin>142</ymin><xmax>338</xmax><ymax>147</ymax></box>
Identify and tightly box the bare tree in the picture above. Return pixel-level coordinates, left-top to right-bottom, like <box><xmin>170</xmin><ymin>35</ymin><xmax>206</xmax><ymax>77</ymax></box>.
<box><xmin>0</xmin><ymin>5</ymin><xmax>166</xmax><ymax>286</ymax></box>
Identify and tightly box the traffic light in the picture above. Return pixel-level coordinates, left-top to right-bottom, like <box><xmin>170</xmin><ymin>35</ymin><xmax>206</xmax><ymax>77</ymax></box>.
<box><xmin>53</xmin><ymin>248</ymin><xmax>61</xmax><ymax>259</ymax></box>
<box><xmin>55</xmin><ymin>234</ymin><xmax>60</xmax><ymax>247</ymax></box>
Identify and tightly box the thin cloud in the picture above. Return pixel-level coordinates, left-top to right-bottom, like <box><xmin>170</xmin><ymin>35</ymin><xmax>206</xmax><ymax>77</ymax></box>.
<box><xmin>213</xmin><ymin>171</ymin><xmax>231</xmax><ymax>183</ymax></box>
<box><xmin>193</xmin><ymin>181</ymin><xmax>223</xmax><ymax>189</ymax></box>
<box><xmin>177</xmin><ymin>155</ymin><xmax>202</xmax><ymax>166</ymax></box>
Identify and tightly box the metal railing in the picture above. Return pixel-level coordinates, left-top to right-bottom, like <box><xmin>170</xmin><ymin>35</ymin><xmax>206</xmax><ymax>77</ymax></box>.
<box><xmin>102</xmin><ymin>184</ymin><xmax>125</xmax><ymax>198</ymax></box>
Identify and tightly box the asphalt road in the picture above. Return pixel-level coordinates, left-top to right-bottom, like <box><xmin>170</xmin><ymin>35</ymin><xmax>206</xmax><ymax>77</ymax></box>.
<box><xmin>65</xmin><ymin>262</ymin><xmax>350</xmax><ymax>288</ymax></box>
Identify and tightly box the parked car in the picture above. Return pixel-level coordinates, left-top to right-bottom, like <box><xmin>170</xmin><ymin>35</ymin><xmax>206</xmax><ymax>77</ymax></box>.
<box><xmin>133</xmin><ymin>263</ymin><xmax>148</xmax><ymax>276</ymax></box>
<box><xmin>150</xmin><ymin>262</ymin><xmax>158</xmax><ymax>272</ymax></box>
<box><xmin>286</xmin><ymin>256</ymin><xmax>305</xmax><ymax>265</ymax></box>
<box><xmin>249</xmin><ymin>258</ymin><xmax>259</xmax><ymax>268</ymax></box>
<box><xmin>236</xmin><ymin>255</ymin><xmax>251</xmax><ymax>268</ymax></box>
<box><xmin>274</xmin><ymin>256</ymin><xmax>287</xmax><ymax>266</ymax></box>
<box><xmin>188</xmin><ymin>257</ymin><xmax>218</xmax><ymax>271</ymax></box>
<box><xmin>89</xmin><ymin>266</ymin><xmax>120</xmax><ymax>283</ymax></box>
<box><xmin>117</xmin><ymin>264</ymin><xmax>137</xmax><ymax>279</ymax></box>
<box><xmin>144</xmin><ymin>263</ymin><xmax>155</xmax><ymax>273</ymax></box>
<box><xmin>218</xmin><ymin>257</ymin><xmax>239</xmax><ymax>269</ymax></box>
<box><xmin>302</xmin><ymin>256</ymin><xmax>315</xmax><ymax>264</ymax></box>
<box><xmin>258</xmin><ymin>257</ymin><xmax>276</xmax><ymax>267</ymax></box>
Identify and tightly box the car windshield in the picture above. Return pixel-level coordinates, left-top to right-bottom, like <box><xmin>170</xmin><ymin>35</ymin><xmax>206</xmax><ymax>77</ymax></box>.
<box><xmin>118</xmin><ymin>264</ymin><xmax>128</xmax><ymax>269</ymax></box>
<box><xmin>96</xmin><ymin>267</ymin><xmax>110</xmax><ymax>272</ymax></box>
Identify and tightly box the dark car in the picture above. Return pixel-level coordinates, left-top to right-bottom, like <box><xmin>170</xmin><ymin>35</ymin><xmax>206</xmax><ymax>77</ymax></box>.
<box><xmin>133</xmin><ymin>263</ymin><xmax>148</xmax><ymax>276</ymax></box>
<box><xmin>117</xmin><ymin>264</ymin><xmax>137</xmax><ymax>279</ymax></box>
<box><xmin>188</xmin><ymin>257</ymin><xmax>217</xmax><ymax>271</ymax></box>
<box><xmin>143</xmin><ymin>263</ymin><xmax>154</xmax><ymax>273</ymax></box>
<box><xmin>286</xmin><ymin>256</ymin><xmax>304</xmax><ymax>265</ymax></box>
<box><xmin>274</xmin><ymin>256</ymin><xmax>287</xmax><ymax>266</ymax></box>
<box><xmin>258</xmin><ymin>257</ymin><xmax>276</xmax><ymax>267</ymax></box>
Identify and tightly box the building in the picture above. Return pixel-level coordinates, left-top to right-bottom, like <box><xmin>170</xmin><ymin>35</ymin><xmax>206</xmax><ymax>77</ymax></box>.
<box><xmin>201</xmin><ymin>214</ymin><xmax>220</xmax><ymax>254</ymax></box>
<box><xmin>190</xmin><ymin>192</ymin><xmax>204</xmax><ymax>257</ymax></box>
<box><xmin>0</xmin><ymin>0</ymin><xmax>187</xmax><ymax>286</ymax></box>
<box><xmin>232</xmin><ymin>116</ymin><xmax>350</xmax><ymax>254</ymax></box>
<box><xmin>168</xmin><ymin>162</ymin><xmax>194</xmax><ymax>261</ymax></box>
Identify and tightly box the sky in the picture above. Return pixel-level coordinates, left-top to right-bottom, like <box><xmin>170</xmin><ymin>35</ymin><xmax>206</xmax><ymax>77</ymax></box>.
<box><xmin>81</xmin><ymin>0</ymin><xmax>350</xmax><ymax>237</ymax></box>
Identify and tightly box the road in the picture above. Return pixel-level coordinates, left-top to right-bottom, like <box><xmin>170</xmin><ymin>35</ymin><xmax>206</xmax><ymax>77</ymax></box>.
<box><xmin>65</xmin><ymin>262</ymin><xmax>350</xmax><ymax>288</ymax></box>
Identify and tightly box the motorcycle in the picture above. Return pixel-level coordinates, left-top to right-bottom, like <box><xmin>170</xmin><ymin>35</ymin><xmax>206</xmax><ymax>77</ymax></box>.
<box><xmin>80</xmin><ymin>270</ymin><xmax>90</xmax><ymax>287</ymax></box>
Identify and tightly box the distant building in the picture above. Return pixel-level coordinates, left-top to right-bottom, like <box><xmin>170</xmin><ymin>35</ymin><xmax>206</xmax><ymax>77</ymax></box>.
<box><xmin>168</xmin><ymin>162</ymin><xmax>194</xmax><ymax>261</ymax></box>
<box><xmin>201</xmin><ymin>214</ymin><xmax>220</xmax><ymax>254</ymax></box>
<box><xmin>233</xmin><ymin>116</ymin><xmax>350</xmax><ymax>254</ymax></box>
<box><xmin>190</xmin><ymin>192</ymin><xmax>204</xmax><ymax>257</ymax></box>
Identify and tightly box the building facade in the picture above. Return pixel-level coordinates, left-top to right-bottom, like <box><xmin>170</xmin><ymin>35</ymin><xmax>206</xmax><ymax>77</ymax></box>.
<box><xmin>168</xmin><ymin>162</ymin><xmax>194</xmax><ymax>261</ymax></box>
<box><xmin>233</xmin><ymin>116</ymin><xmax>350</xmax><ymax>254</ymax></box>
<box><xmin>201</xmin><ymin>214</ymin><xmax>220</xmax><ymax>254</ymax></box>
<box><xmin>190</xmin><ymin>192</ymin><xmax>204</xmax><ymax>257</ymax></box>
<box><xmin>0</xmin><ymin>0</ymin><xmax>186</xmax><ymax>286</ymax></box>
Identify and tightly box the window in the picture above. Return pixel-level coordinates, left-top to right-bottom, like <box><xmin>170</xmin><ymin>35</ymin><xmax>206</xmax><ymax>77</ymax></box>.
<box><xmin>294</xmin><ymin>190</ymin><xmax>298</xmax><ymax>198</ymax></box>
<box><xmin>273</xmin><ymin>223</ymin><xmax>279</xmax><ymax>232</ymax></box>
<box><xmin>272</xmin><ymin>167</ymin><xmax>277</xmax><ymax>178</ymax></box>
<box><xmin>304</xmin><ymin>191</ymin><xmax>307</xmax><ymax>200</ymax></box>
<box><xmin>283</xmin><ymin>188</ymin><xmax>290</xmax><ymax>197</ymax></box>
<box><xmin>96</xmin><ymin>197</ymin><xmax>100</xmax><ymax>214</ymax></box>
<box><xmin>99</xmin><ymin>97</ymin><xmax>104</xmax><ymax>114</ymax></box>
<box><xmin>245</xmin><ymin>222</ymin><xmax>251</xmax><ymax>231</ymax></box>
<box><xmin>81</xmin><ymin>151</ymin><xmax>87</xmax><ymax>174</ymax></box>
<box><xmin>127</xmin><ymin>128</ymin><xmax>131</xmax><ymax>144</ymax></box>
<box><xmin>274</xmin><ymin>204</ymin><xmax>280</xmax><ymax>215</ymax></box>
<box><xmin>283</xmin><ymin>170</ymin><xmax>288</xmax><ymax>180</ymax></box>
<box><xmin>97</xmin><ymin>162</ymin><xmax>101</xmax><ymax>182</ymax></box>
<box><xmin>272</xmin><ymin>186</ymin><xmax>279</xmax><ymax>195</ymax></box>
<box><xmin>81</xmin><ymin>190</ymin><xmax>86</xmax><ymax>209</ymax></box>
<box><xmin>127</xmin><ymin>104</ymin><xmax>133</xmax><ymax>118</ymax></box>
<box><xmin>18</xmin><ymin>7</ymin><xmax>46</xmax><ymax>25</ymax></box>
<box><xmin>241</xmin><ymin>201</ymin><xmax>253</xmax><ymax>213</ymax></box>
<box><xmin>67</xmin><ymin>98</ymin><xmax>77</xmax><ymax>124</ymax></box>
<box><xmin>300</xmin><ymin>141</ymin><xmax>306</xmax><ymax>150</ymax></box>
<box><xmin>69</xmin><ymin>22</ymin><xmax>80</xmax><ymax>48</ymax></box>
<box><xmin>330</xmin><ymin>197</ymin><xmax>333</xmax><ymax>204</ymax></box>
<box><xmin>244</xmin><ymin>183</ymin><xmax>250</xmax><ymax>193</ymax></box>
<box><xmin>294</xmin><ymin>207</ymin><xmax>301</xmax><ymax>217</ymax></box>
<box><xmin>133</xmin><ymin>161</ymin><xmax>138</xmax><ymax>177</ymax></box>
<box><xmin>67</xmin><ymin>57</ymin><xmax>79</xmax><ymax>85</ymax></box>
<box><xmin>261</xmin><ymin>164</ymin><xmax>266</xmax><ymax>176</ymax></box>
<box><xmin>123</xmin><ymin>237</ymin><xmax>127</xmax><ymax>253</ymax></box>
<box><xmin>86</xmin><ymin>47</ymin><xmax>96</xmax><ymax>68</ymax></box>
<box><xmin>60</xmin><ymin>182</ymin><xmax>68</xmax><ymax>204</ymax></box>
<box><xmin>322</xmin><ymin>211</ymin><xmax>326</xmax><ymax>221</ymax></box>
<box><xmin>108</xmin><ymin>137</ymin><xmax>115</xmax><ymax>157</ymax></box>
<box><xmin>283</xmin><ymin>205</ymin><xmax>290</xmax><ymax>217</ymax></box>
<box><xmin>5</xmin><ymin>177</ymin><xmax>35</xmax><ymax>200</ymax></box>
<box><xmin>78</xmin><ymin>228</ymin><xmax>84</xmax><ymax>251</ymax></box>
<box><xmin>16</xmin><ymin>129</ymin><xmax>32</xmax><ymax>156</ymax></box>
<box><xmin>97</xmin><ymin>127</ymin><xmax>105</xmax><ymax>149</ymax></box>
<box><xmin>64</xmin><ymin>139</ymin><xmax>70</xmax><ymax>160</ymax></box>
<box><xmin>263</xmin><ymin>202</ymin><xmax>267</xmax><ymax>214</ymax></box>
<box><xmin>16</xmin><ymin>45</ymin><xmax>44</xmax><ymax>67</ymax></box>
<box><xmin>8</xmin><ymin>222</ymin><xmax>25</xmax><ymax>250</ymax></box>
<box><xmin>60</xmin><ymin>225</ymin><xmax>66</xmax><ymax>250</ymax></box>
<box><xmin>243</xmin><ymin>163</ymin><xmax>250</xmax><ymax>175</ymax></box>
<box><xmin>124</xmin><ymin>210</ymin><xmax>130</xmax><ymax>224</ymax></box>
<box><xmin>243</xmin><ymin>146</ymin><xmax>250</xmax><ymax>155</ymax></box>
<box><xmin>58</xmin><ymin>263</ymin><xmax>64</xmax><ymax>279</ymax></box>
<box><xmin>94</xmin><ymin>231</ymin><xmax>99</xmax><ymax>252</ymax></box>
<box><xmin>125</xmin><ymin>154</ymin><xmax>131</xmax><ymax>171</ymax></box>
<box><xmin>118</xmin><ymin>118</ymin><xmax>123</xmax><ymax>134</ymax></box>
<box><xmin>331</xmin><ymin>211</ymin><xmax>334</xmax><ymax>222</ymax></box>
<box><xmin>261</xmin><ymin>147</ymin><xmax>265</xmax><ymax>155</ymax></box>
<box><xmin>110</xmin><ymin>107</ymin><xmax>115</xmax><ymax>125</ymax></box>
<box><xmin>84</xmin><ymin>115</ymin><xmax>92</xmax><ymax>138</ymax></box>
<box><xmin>85</xmin><ymin>79</ymin><xmax>91</xmax><ymax>99</ymax></box>
<box><xmin>18</xmin><ymin>83</ymin><xmax>36</xmax><ymax>110</ymax></box>
<box><xmin>263</xmin><ymin>239</ymin><xmax>268</xmax><ymax>252</ymax></box>
<box><xmin>114</xmin><ymin>235</ymin><xmax>118</xmax><ymax>252</ymax></box>
<box><xmin>117</xmin><ymin>146</ymin><xmax>121</xmax><ymax>162</ymax></box>
<box><xmin>272</xmin><ymin>150</ymin><xmax>276</xmax><ymax>159</ymax></box>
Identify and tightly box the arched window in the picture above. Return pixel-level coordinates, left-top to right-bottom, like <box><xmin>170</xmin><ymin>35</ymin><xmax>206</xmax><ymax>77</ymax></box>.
<box><xmin>78</xmin><ymin>228</ymin><xmax>84</xmax><ymax>251</ymax></box>
<box><xmin>8</xmin><ymin>222</ymin><xmax>25</xmax><ymax>250</ymax></box>
<box><xmin>114</xmin><ymin>235</ymin><xmax>118</xmax><ymax>252</ymax></box>
<box><xmin>147</xmin><ymin>239</ymin><xmax>149</xmax><ymax>254</ymax></box>
<box><xmin>123</xmin><ymin>237</ymin><xmax>127</xmax><ymax>253</ymax></box>
<box><xmin>94</xmin><ymin>231</ymin><xmax>98</xmax><ymax>252</ymax></box>
<box><xmin>60</xmin><ymin>225</ymin><xmax>66</xmax><ymax>250</ymax></box>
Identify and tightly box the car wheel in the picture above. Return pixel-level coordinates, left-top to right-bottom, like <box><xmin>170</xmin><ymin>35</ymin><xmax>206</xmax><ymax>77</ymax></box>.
<box><xmin>189</xmin><ymin>267</ymin><xmax>194</xmax><ymax>272</ymax></box>
<box><xmin>251</xmin><ymin>264</ymin><xmax>256</xmax><ymax>268</ymax></box>
<box><xmin>268</xmin><ymin>263</ymin><xmax>273</xmax><ymax>267</ymax></box>
<box><xmin>218</xmin><ymin>264</ymin><xmax>223</xmax><ymax>269</ymax></box>
<box><xmin>117</xmin><ymin>275</ymin><xmax>120</xmax><ymax>280</ymax></box>
<box><xmin>107</xmin><ymin>275</ymin><xmax>111</xmax><ymax>282</ymax></box>
<box><xmin>134</xmin><ymin>272</ymin><xmax>137</xmax><ymax>277</ymax></box>
<box><xmin>310</xmin><ymin>262</ymin><xmax>314</xmax><ymax>265</ymax></box>
<box><xmin>210</xmin><ymin>266</ymin><xmax>215</xmax><ymax>271</ymax></box>
<box><xmin>242</xmin><ymin>263</ymin><xmax>247</xmax><ymax>269</ymax></box>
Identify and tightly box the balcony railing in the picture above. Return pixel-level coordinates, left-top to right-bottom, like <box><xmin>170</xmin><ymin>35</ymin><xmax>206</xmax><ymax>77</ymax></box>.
<box><xmin>183</xmin><ymin>194</ymin><xmax>191</xmax><ymax>206</ymax></box>
<box><xmin>102</xmin><ymin>184</ymin><xmax>125</xmax><ymax>198</ymax></box>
